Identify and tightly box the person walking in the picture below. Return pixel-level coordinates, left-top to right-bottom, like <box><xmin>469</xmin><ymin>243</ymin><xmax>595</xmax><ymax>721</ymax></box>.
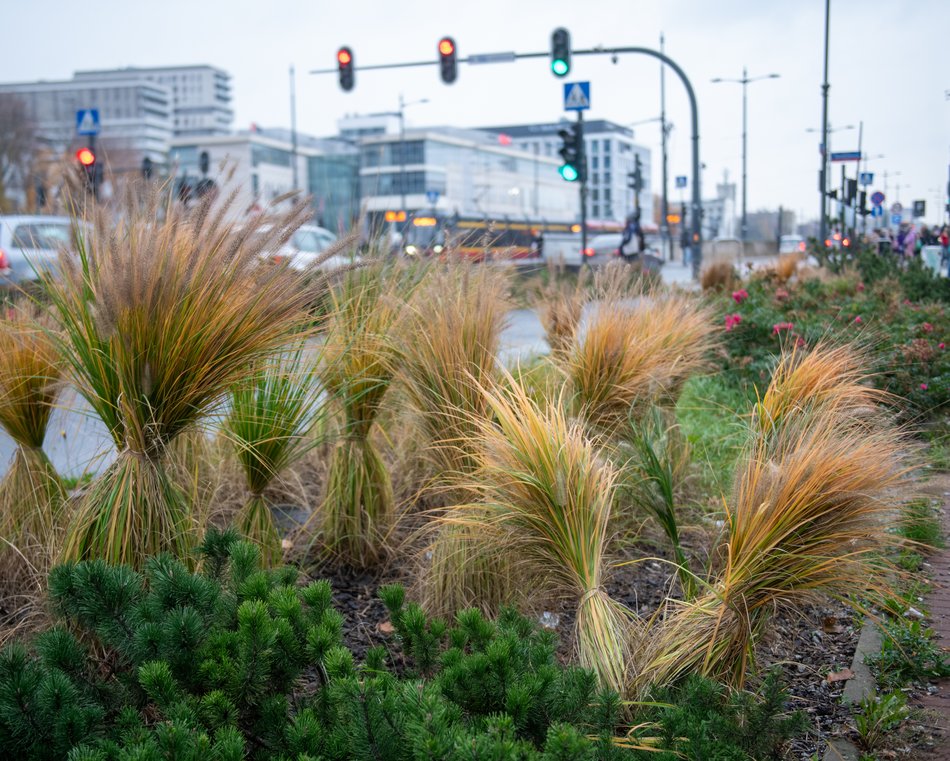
<box><xmin>903</xmin><ymin>224</ymin><xmax>918</xmax><ymax>261</ymax></box>
<box><xmin>939</xmin><ymin>225</ymin><xmax>949</xmax><ymax>276</ymax></box>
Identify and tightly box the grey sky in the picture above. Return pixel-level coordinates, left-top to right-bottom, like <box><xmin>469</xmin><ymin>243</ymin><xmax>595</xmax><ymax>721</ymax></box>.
<box><xmin>8</xmin><ymin>0</ymin><xmax>949</xmax><ymax>224</ymax></box>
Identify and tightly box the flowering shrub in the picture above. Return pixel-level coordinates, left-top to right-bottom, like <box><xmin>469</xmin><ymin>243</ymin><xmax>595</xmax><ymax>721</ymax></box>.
<box><xmin>715</xmin><ymin>271</ymin><xmax>950</xmax><ymax>418</ymax></box>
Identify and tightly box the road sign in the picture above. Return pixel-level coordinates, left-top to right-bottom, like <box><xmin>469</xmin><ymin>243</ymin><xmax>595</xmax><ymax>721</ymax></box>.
<box><xmin>425</xmin><ymin>189</ymin><xmax>439</xmax><ymax>206</ymax></box>
<box><xmin>891</xmin><ymin>213</ymin><xmax>902</xmax><ymax>225</ymax></box>
<box><xmin>830</xmin><ymin>151</ymin><xmax>861</xmax><ymax>162</ymax></box>
<box><xmin>75</xmin><ymin>109</ymin><xmax>100</xmax><ymax>136</ymax></box>
<box><xmin>467</xmin><ymin>51</ymin><xmax>516</xmax><ymax>65</ymax></box>
<box><xmin>870</xmin><ymin>191</ymin><xmax>885</xmax><ymax>206</ymax></box>
<box><xmin>859</xmin><ymin>172</ymin><xmax>874</xmax><ymax>186</ymax></box>
<box><xmin>871</xmin><ymin>205</ymin><xmax>883</xmax><ymax>218</ymax></box>
<box><xmin>675</xmin><ymin>176</ymin><xmax>687</xmax><ymax>189</ymax></box>
<box><xmin>912</xmin><ymin>200</ymin><xmax>926</xmax><ymax>218</ymax></box>
<box><xmin>890</xmin><ymin>202</ymin><xmax>902</xmax><ymax>215</ymax></box>
<box><xmin>563</xmin><ymin>81</ymin><xmax>590</xmax><ymax>111</ymax></box>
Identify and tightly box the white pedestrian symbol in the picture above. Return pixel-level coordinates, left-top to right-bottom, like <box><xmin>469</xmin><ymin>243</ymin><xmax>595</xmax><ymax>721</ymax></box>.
<box><xmin>564</xmin><ymin>84</ymin><xmax>589</xmax><ymax>109</ymax></box>
<box><xmin>77</xmin><ymin>111</ymin><xmax>98</xmax><ymax>134</ymax></box>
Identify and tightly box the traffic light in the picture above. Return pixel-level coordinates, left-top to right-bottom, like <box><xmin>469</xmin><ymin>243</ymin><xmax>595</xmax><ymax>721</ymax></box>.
<box><xmin>438</xmin><ymin>37</ymin><xmax>457</xmax><ymax>84</ymax></box>
<box><xmin>551</xmin><ymin>27</ymin><xmax>571</xmax><ymax>77</ymax></box>
<box><xmin>557</xmin><ymin>122</ymin><xmax>584</xmax><ymax>182</ymax></box>
<box><xmin>337</xmin><ymin>47</ymin><xmax>355</xmax><ymax>91</ymax></box>
<box><xmin>627</xmin><ymin>154</ymin><xmax>643</xmax><ymax>192</ymax></box>
<box><xmin>76</xmin><ymin>147</ymin><xmax>98</xmax><ymax>197</ymax></box>
<box><xmin>845</xmin><ymin>178</ymin><xmax>857</xmax><ymax>205</ymax></box>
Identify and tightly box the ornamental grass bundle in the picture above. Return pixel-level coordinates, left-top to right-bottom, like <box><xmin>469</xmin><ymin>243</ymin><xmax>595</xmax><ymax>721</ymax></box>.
<box><xmin>396</xmin><ymin>263</ymin><xmax>512</xmax><ymax>615</ymax></box>
<box><xmin>45</xmin><ymin>189</ymin><xmax>313</xmax><ymax>567</ymax></box>
<box><xmin>630</xmin><ymin>343</ymin><xmax>911</xmax><ymax>695</ymax></box>
<box><xmin>561</xmin><ymin>291</ymin><xmax>716</xmax><ymax>437</ymax></box>
<box><xmin>0</xmin><ymin>308</ymin><xmax>65</xmax><ymax>544</ymax></box>
<box><xmin>226</xmin><ymin>349</ymin><xmax>323</xmax><ymax>566</ymax></box>
<box><xmin>531</xmin><ymin>264</ymin><xmax>589</xmax><ymax>360</ymax></box>
<box><xmin>310</xmin><ymin>262</ymin><xmax>410</xmax><ymax>567</ymax></box>
<box><xmin>435</xmin><ymin>377</ymin><xmax>634</xmax><ymax>693</ymax></box>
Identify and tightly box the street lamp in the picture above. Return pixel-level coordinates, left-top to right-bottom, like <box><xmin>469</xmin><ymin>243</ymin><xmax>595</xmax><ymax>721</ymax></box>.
<box><xmin>396</xmin><ymin>94</ymin><xmax>428</xmax><ymax>219</ymax></box>
<box><xmin>711</xmin><ymin>68</ymin><xmax>780</xmax><ymax>255</ymax></box>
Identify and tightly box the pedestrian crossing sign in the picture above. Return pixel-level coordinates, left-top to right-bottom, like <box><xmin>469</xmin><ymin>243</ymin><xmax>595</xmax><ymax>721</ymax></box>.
<box><xmin>563</xmin><ymin>82</ymin><xmax>590</xmax><ymax>111</ymax></box>
<box><xmin>76</xmin><ymin>109</ymin><xmax>100</xmax><ymax>136</ymax></box>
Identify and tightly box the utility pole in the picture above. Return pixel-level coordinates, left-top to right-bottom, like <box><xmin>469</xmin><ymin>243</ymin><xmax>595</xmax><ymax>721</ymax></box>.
<box><xmin>660</xmin><ymin>33</ymin><xmax>671</xmax><ymax>260</ymax></box>
<box><xmin>289</xmin><ymin>64</ymin><xmax>299</xmax><ymax>190</ymax></box>
<box><xmin>819</xmin><ymin>0</ymin><xmax>832</xmax><ymax>250</ymax></box>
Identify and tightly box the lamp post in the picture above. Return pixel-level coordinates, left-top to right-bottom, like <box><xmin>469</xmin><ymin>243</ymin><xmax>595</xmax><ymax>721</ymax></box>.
<box><xmin>711</xmin><ymin>67</ymin><xmax>780</xmax><ymax>257</ymax></box>
<box><xmin>806</xmin><ymin>123</ymin><xmax>854</xmax><ymax>242</ymax></box>
<box><xmin>396</xmin><ymin>94</ymin><xmax>429</xmax><ymax>220</ymax></box>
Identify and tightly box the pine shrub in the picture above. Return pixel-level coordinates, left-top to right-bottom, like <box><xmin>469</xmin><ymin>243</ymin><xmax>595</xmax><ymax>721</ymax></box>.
<box><xmin>0</xmin><ymin>528</ymin><xmax>632</xmax><ymax>760</ymax></box>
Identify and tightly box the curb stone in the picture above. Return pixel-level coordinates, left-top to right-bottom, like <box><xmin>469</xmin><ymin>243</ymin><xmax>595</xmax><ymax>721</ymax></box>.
<box><xmin>822</xmin><ymin>619</ymin><xmax>881</xmax><ymax>761</ymax></box>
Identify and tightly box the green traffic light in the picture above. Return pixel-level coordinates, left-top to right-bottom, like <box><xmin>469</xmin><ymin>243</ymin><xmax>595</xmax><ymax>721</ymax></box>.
<box><xmin>559</xmin><ymin>163</ymin><xmax>579</xmax><ymax>182</ymax></box>
<box><xmin>552</xmin><ymin>59</ymin><xmax>569</xmax><ymax>76</ymax></box>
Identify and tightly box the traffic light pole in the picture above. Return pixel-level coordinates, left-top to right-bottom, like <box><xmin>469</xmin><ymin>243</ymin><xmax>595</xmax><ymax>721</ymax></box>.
<box><xmin>578</xmin><ymin>111</ymin><xmax>587</xmax><ymax>259</ymax></box>
<box><xmin>313</xmin><ymin>42</ymin><xmax>705</xmax><ymax>275</ymax></box>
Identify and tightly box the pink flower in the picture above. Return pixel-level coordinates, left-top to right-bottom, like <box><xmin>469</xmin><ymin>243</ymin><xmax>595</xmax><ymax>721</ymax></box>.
<box><xmin>857</xmin><ymin>283</ymin><xmax>865</xmax><ymax>292</ymax></box>
<box><xmin>853</xmin><ymin>316</ymin><xmax>862</xmax><ymax>324</ymax></box>
<box><xmin>731</xmin><ymin>289</ymin><xmax>749</xmax><ymax>304</ymax></box>
<box><xmin>772</xmin><ymin>322</ymin><xmax>794</xmax><ymax>335</ymax></box>
<box><xmin>920</xmin><ymin>383</ymin><xmax>929</xmax><ymax>391</ymax></box>
<box><xmin>940</xmin><ymin>343</ymin><xmax>946</xmax><ymax>350</ymax></box>
<box><xmin>903</xmin><ymin>299</ymin><xmax>911</xmax><ymax>305</ymax></box>
<box><xmin>793</xmin><ymin>334</ymin><xmax>806</xmax><ymax>348</ymax></box>
<box><xmin>724</xmin><ymin>313</ymin><xmax>743</xmax><ymax>332</ymax></box>
<box><xmin>775</xmin><ymin>288</ymin><xmax>790</xmax><ymax>302</ymax></box>
<box><xmin>922</xmin><ymin>323</ymin><xmax>934</xmax><ymax>333</ymax></box>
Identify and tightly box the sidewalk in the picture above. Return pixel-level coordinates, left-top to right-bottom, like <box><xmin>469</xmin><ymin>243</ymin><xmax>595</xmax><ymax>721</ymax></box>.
<box><xmin>917</xmin><ymin>474</ymin><xmax>950</xmax><ymax>758</ymax></box>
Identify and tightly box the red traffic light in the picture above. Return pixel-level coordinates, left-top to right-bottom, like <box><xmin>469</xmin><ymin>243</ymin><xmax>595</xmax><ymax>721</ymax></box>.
<box><xmin>337</xmin><ymin>48</ymin><xmax>351</xmax><ymax>65</ymax></box>
<box><xmin>76</xmin><ymin>147</ymin><xmax>96</xmax><ymax>166</ymax></box>
<box><xmin>337</xmin><ymin>46</ymin><xmax>355</xmax><ymax>91</ymax></box>
<box><xmin>438</xmin><ymin>38</ymin><xmax>455</xmax><ymax>56</ymax></box>
<box><xmin>438</xmin><ymin>36</ymin><xmax>457</xmax><ymax>84</ymax></box>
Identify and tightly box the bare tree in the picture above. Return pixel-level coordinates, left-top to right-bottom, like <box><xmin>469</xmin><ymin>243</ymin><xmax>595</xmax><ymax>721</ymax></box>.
<box><xmin>0</xmin><ymin>94</ymin><xmax>38</xmax><ymax>212</ymax></box>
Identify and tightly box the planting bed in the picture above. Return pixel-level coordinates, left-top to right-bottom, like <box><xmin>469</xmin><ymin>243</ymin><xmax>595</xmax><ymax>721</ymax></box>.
<box><xmin>305</xmin><ymin>527</ymin><xmax>862</xmax><ymax>760</ymax></box>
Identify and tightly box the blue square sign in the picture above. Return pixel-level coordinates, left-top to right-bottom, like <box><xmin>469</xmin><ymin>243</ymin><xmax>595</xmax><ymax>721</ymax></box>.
<box><xmin>76</xmin><ymin>109</ymin><xmax>100</xmax><ymax>136</ymax></box>
<box><xmin>563</xmin><ymin>82</ymin><xmax>590</xmax><ymax>111</ymax></box>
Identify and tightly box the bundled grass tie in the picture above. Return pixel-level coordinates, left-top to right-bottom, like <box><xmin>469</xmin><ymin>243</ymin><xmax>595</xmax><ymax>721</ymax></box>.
<box><xmin>45</xmin><ymin>186</ymin><xmax>315</xmax><ymax>567</ymax></box>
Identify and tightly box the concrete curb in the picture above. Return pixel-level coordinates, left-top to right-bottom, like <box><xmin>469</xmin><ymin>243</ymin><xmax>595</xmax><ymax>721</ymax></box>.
<box><xmin>822</xmin><ymin>618</ymin><xmax>881</xmax><ymax>761</ymax></box>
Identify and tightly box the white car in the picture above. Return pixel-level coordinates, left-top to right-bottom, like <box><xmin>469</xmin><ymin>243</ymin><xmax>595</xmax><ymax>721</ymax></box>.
<box><xmin>267</xmin><ymin>224</ymin><xmax>359</xmax><ymax>271</ymax></box>
<box><xmin>0</xmin><ymin>215</ymin><xmax>77</xmax><ymax>286</ymax></box>
<box><xmin>778</xmin><ymin>235</ymin><xmax>806</xmax><ymax>255</ymax></box>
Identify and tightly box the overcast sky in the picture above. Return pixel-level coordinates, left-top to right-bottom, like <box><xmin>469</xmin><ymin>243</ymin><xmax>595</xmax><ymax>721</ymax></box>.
<box><xmin>8</xmin><ymin>0</ymin><xmax>949</xmax><ymax>224</ymax></box>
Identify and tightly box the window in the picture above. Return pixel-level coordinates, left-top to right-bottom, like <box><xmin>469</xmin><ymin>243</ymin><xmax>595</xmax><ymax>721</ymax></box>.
<box><xmin>592</xmin><ymin>173</ymin><xmax>599</xmax><ymax>185</ymax></box>
<box><xmin>604</xmin><ymin>172</ymin><xmax>611</xmax><ymax>185</ymax></box>
<box><xmin>604</xmin><ymin>189</ymin><xmax>611</xmax><ymax>201</ymax></box>
<box><xmin>604</xmin><ymin>156</ymin><xmax>611</xmax><ymax>169</ymax></box>
<box><xmin>591</xmin><ymin>140</ymin><xmax>599</xmax><ymax>152</ymax></box>
<box><xmin>591</xmin><ymin>189</ymin><xmax>599</xmax><ymax>201</ymax></box>
<box><xmin>11</xmin><ymin>223</ymin><xmax>72</xmax><ymax>250</ymax></box>
<box><xmin>603</xmin><ymin>140</ymin><xmax>611</xmax><ymax>153</ymax></box>
<box><xmin>592</xmin><ymin>204</ymin><xmax>600</xmax><ymax>217</ymax></box>
<box><xmin>591</xmin><ymin>156</ymin><xmax>599</xmax><ymax>170</ymax></box>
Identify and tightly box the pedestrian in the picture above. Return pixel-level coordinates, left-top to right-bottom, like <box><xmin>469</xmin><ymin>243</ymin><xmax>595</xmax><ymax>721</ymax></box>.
<box><xmin>904</xmin><ymin>224</ymin><xmax>918</xmax><ymax>261</ymax></box>
<box><xmin>939</xmin><ymin>225</ymin><xmax>950</xmax><ymax>276</ymax></box>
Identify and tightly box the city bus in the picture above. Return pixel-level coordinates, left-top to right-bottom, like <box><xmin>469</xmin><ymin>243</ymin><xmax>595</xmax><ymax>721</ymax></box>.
<box><xmin>401</xmin><ymin>212</ymin><xmax>578</xmax><ymax>262</ymax></box>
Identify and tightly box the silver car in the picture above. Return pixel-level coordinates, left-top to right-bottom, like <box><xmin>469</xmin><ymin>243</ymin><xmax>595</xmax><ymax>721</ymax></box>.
<box><xmin>0</xmin><ymin>215</ymin><xmax>76</xmax><ymax>285</ymax></box>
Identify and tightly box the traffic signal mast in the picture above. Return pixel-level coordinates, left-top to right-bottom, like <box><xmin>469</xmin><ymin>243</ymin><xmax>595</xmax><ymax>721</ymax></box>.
<box><xmin>627</xmin><ymin>154</ymin><xmax>643</xmax><ymax>217</ymax></box>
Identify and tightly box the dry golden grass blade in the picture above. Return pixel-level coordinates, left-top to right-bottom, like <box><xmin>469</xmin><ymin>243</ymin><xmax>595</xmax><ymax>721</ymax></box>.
<box><xmin>561</xmin><ymin>290</ymin><xmax>718</xmax><ymax>437</ymax></box>
<box><xmin>531</xmin><ymin>263</ymin><xmax>590</xmax><ymax>360</ymax></box>
<box><xmin>45</xmin><ymin>184</ymin><xmax>316</xmax><ymax>567</ymax></box>
<box><xmin>427</xmin><ymin>374</ymin><xmax>637</xmax><ymax>692</ymax></box>
<box><xmin>699</xmin><ymin>258</ymin><xmax>737</xmax><ymax>293</ymax></box>
<box><xmin>629</xmin><ymin>343</ymin><xmax>912</xmax><ymax>696</ymax></box>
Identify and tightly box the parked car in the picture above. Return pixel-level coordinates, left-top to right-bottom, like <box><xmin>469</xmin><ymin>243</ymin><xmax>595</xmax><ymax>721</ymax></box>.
<box><xmin>0</xmin><ymin>215</ymin><xmax>76</xmax><ymax>286</ymax></box>
<box><xmin>581</xmin><ymin>232</ymin><xmax>663</xmax><ymax>273</ymax></box>
<box><xmin>266</xmin><ymin>224</ymin><xmax>359</xmax><ymax>271</ymax></box>
<box><xmin>778</xmin><ymin>234</ymin><xmax>806</xmax><ymax>254</ymax></box>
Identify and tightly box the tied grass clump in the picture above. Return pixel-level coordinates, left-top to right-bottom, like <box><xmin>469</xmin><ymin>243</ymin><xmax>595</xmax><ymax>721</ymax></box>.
<box><xmin>633</xmin><ymin>342</ymin><xmax>911</xmax><ymax>693</ymax></box>
<box><xmin>310</xmin><ymin>262</ymin><xmax>409</xmax><ymax>567</ymax></box>
<box><xmin>45</xmin><ymin>189</ymin><xmax>313</xmax><ymax>567</ymax></box>
<box><xmin>531</xmin><ymin>263</ymin><xmax>589</xmax><ymax>360</ymax></box>
<box><xmin>0</xmin><ymin>528</ymin><xmax>635</xmax><ymax>760</ymax></box>
<box><xmin>395</xmin><ymin>264</ymin><xmax>514</xmax><ymax>616</ymax></box>
<box><xmin>433</xmin><ymin>378</ymin><xmax>635</xmax><ymax>694</ymax></box>
<box><xmin>562</xmin><ymin>291</ymin><xmax>717</xmax><ymax>438</ymax></box>
<box><xmin>226</xmin><ymin>349</ymin><xmax>323</xmax><ymax>566</ymax></box>
<box><xmin>0</xmin><ymin>307</ymin><xmax>65</xmax><ymax>543</ymax></box>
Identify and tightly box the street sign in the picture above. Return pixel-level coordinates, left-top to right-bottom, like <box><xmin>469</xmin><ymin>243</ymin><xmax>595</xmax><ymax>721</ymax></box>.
<box><xmin>870</xmin><ymin>191</ymin><xmax>885</xmax><ymax>206</ymax></box>
<box><xmin>830</xmin><ymin>151</ymin><xmax>861</xmax><ymax>162</ymax></box>
<box><xmin>912</xmin><ymin>200</ymin><xmax>926</xmax><ymax>218</ymax></box>
<box><xmin>890</xmin><ymin>202</ymin><xmax>903</xmax><ymax>215</ymax></box>
<box><xmin>468</xmin><ymin>52</ymin><xmax>517</xmax><ymax>65</ymax></box>
<box><xmin>75</xmin><ymin>109</ymin><xmax>100</xmax><ymax>136</ymax></box>
<box><xmin>859</xmin><ymin>172</ymin><xmax>874</xmax><ymax>186</ymax></box>
<box><xmin>871</xmin><ymin>205</ymin><xmax>883</xmax><ymax>218</ymax></box>
<box><xmin>675</xmin><ymin>176</ymin><xmax>687</xmax><ymax>189</ymax></box>
<box><xmin>426</xmin><ymin>189</ymin><xmax>440</xmax><ymax>206</ymax></box>
<box><xmin>891</xmin><ymin>213</ymin><xmax>902</xmax><ymax>225</ymax></box>
<box><xmin>563</xmin><ymin>81</ymin><xmax>591</xmax><ymax>111</ymax></box>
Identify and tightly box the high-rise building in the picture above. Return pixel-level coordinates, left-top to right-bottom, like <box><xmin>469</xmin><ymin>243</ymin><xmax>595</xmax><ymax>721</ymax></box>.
<box><xmin>0</xmin><ymin>77</ymin><xmax>173</xmax><ymax>166</ymax></box>
<box><xmin>74</xmin><ymin>65</ymin><xmax>233</xmax><ymax>137</ymax></box>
